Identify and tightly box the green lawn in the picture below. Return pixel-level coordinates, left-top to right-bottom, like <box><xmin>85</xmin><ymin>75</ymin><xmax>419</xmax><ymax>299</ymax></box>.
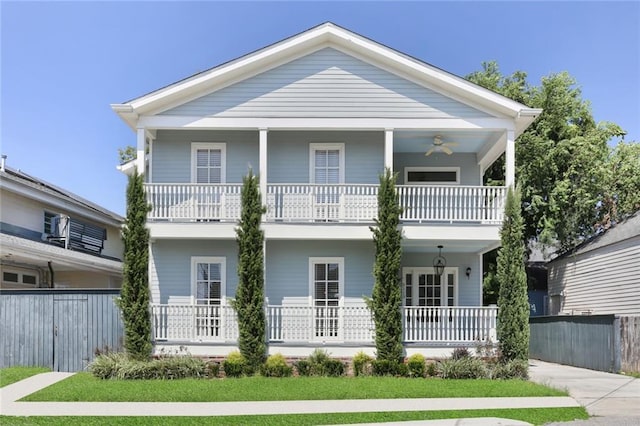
<box><xmin>0</xmin><ymin>407</ymin><xmax>589</xmax><ymax>426</ymax></box>
<box><xmin>0</xmin><ymin>366</ymin><xmax>50</xmax><ymax>388</ymax></box>
<box><xmin>23</xmin><ymin>373</ymin><xmax>567</xmax><ymax>402</ymax></box>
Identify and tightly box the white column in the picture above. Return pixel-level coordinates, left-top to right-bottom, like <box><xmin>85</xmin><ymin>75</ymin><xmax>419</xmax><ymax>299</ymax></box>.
<box><xmin>478</xmin><ymin>252</ymin><xmax>484</xmax><ymax>306</ymax></box>
<box><xmin>384</xmin><ymin>128</ymin><xmax>394</xmax><ymax>172</ymax></box>
<box><xmin>505</xmin><ymin>130</ymin><xmax>515</xmax><ymax>187</ymax></box>
<box><xmin>136</xmin><ymin>127</ymin><xmax>146</xmax><ymax>176</ymax></box>
<box><xmin>259</xmin><ymin>128</ymin><xmax>268</xmax><ymax>205</ymax></box>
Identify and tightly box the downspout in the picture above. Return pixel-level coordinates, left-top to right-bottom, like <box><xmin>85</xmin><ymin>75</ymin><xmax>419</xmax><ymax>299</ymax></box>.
<box><xmin>48</xmin><ymin>261</ymin><xmax>55</xmax><ymax>288</ymax></box>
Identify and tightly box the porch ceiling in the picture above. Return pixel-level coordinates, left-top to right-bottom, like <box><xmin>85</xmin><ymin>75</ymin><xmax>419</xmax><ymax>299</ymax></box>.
<box><xmin>402</xmin><ymin>239</ymin><xmax>498</xmax><ymax>254</ymax></box>
<box><xmin>393</xmin><ymin>130</ymin><xmax>502</xmax><ymax>154</ymax></box>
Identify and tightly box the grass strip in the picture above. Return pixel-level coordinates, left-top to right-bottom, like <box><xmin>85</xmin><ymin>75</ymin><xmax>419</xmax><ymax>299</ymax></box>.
<box><xmin>23</xmin><ymin>374</ymin><xmax>566</xmax><ymax>402</ymax></box>
<box><xmin>0</xmin><ymin>407</ymin><xmax>589</xmax><ymax>425</ymax></box>
<box><xmin>0</xmin><ymin>367</ymin><xmax>50</xmax><ymax>388</ymax></box>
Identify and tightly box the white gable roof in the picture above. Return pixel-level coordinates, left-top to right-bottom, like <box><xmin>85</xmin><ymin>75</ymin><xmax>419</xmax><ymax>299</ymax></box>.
<box><xmin>112</xmin><ymin>22</ymin><xmax>540</xmax><ymax>133</ymax></box>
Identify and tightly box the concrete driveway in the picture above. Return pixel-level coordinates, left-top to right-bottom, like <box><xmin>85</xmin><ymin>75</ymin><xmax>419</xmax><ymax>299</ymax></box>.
<box><xmin>528</xmin><ymin>359</ymin><xmax>640</xmax><ymax>425</ymax></box>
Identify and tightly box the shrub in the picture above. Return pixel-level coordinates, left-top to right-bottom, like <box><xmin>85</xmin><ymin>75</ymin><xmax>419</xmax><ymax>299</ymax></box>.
<box><xmin>491</xmin><ymin>359</ymin><xmax>529</xmax><ymax>380</ymax></box>
<box><xmin>372</xmin><ymin>359</ymin><xmax>408</xmax><ymax>377</ymax></box>
<box><xmin>294</xmin><ymin>349</ymin><xmax>345</xmax><ymax>377</ymax></box>
<box><xmin>451</xmin><ymin>347</ymin><xmax>472</xmax><ymax>360</ymax></box>
<box><xmin>206</xmin><ymin>361</ymin><xmax>220</xmax><ymax>378</ymax></box>
<box><xmin>406</xmin><ymin>353</ymin><xmax>426</xmax><ymax>378</ymax></box>
<box><xmin>352</xmin><ymin>351</ymin><xmax>373</xmax><ymax>377</ymax></box>
<box><xmin>426</xmin><ymin>361</ymin><xmax>437</xmax><ymax>377</ymax></box>
<box><xmin>295</xmin><ymin>359</ymin><xmax>312</xmax><ymax>376</ymax></box>
<box><xmin>436</xmin><ymin>357</ymin><xmax>487</xmax><ymax>379</ymax></box>
<box><xmin>223</xmin><ymin>351</ymin><xmax>247</xmax><ymax>378</ymax></box>
<box><xmin>323</xmin><ymin>359</ymin><xmax>346</xmax><ymax>377</ymax></box>
<box><xmin>88</xmin><ymin>352</ymin><xmax>208</xmax><ymax>380</ymax></box>
<box><xmin>261</xmin><ymin>353</ymin><xmax>293</xmax><ymax>377</ymax></box>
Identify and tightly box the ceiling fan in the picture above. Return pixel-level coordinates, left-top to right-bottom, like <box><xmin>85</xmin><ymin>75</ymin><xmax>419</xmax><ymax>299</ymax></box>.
<box><xmin>425</xmin><ymin>136</ymin><xmax>458</xmax><ymax>156</ymax></box>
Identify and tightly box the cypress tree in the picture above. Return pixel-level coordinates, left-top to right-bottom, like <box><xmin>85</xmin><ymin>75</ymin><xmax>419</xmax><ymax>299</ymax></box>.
<box><xmin>233</xmin><ymin>170</ymin><xmax>267</xmax><ymax>371</ymax></box>
<box><xmin>496</xmin><ymin>186</ymin><xmax>530</xmax><ymax>361</ymax></box>
<box><xmin>119</xmin><ymin>170</ymin><xmax>152</xmax><ymax>360</ymax></box>
<box><xmin>368</xmin><ymin>168</ymin><xmax>404</xmax><ymax>363</ymax></box>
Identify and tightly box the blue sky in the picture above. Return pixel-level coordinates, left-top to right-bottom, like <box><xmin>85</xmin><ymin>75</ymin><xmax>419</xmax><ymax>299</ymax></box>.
<box><xmin>2</xmin><ymin>1</ymin><xmax>639</xmax><ymax>216</ymax></box>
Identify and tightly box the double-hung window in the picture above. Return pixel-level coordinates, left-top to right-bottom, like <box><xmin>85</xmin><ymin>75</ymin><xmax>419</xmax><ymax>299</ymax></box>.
<box><xmin>310</xmin><ymin>257</ymin><xmax>343</xmax><ymax>338</ymax></box>
<box><xmin>192</xmin><ymin>257</ymin><xmax>225</xmax><ymax>339</ymax></box>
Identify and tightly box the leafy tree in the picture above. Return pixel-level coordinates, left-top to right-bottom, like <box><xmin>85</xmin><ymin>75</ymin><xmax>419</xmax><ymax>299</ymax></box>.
<box><xmin>467</xmin><ymin>62</ymin><xmax>627</xmax><ymax>252</ymax></box>
<box><xmin>600</xmin><ymin>141</ymin><xmax>640</xmax><ymax>227</ymax></box>
<box><xmin>118</xmin><ymin>170</ymin><xmax>152</xmax><ymax>360</ymax></box>
<box><xmin>496</xmin><ymin>186</ymin><xmax>529</xmax><ymax>362</ymax></box>
<box><xmin>233</xmin><ymin>170</ymin><xmax>267</xmax><ymax>372</ymax></box>
<box><xmin>367</xmin><ymin>168</ymin><xmax>403</xmax><ymax>363</ymax></box>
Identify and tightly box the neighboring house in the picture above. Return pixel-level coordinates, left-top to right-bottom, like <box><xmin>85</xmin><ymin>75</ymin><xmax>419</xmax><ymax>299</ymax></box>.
<box><xmin>547</xmin><ymin>211</ymin><xmax>640</xmax><ymax>316</ymax></box>
<box><xmin>113</xmin><ymin>22</ymin><xmax>541</xmax><ymax>357</ymax></box>
<box><xmin>0</xmin><ymin>156</ymin><xmax>124</xmax><ymax>289</ymax></box>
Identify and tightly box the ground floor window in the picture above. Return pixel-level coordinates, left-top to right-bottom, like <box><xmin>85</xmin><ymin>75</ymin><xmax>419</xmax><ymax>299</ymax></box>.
<box><xmin>191</xmin><ymin>257</ymin><xmax>225</xmax><ymax>338</ymax></box>
<box><xmin>1</xmin><ymin>267</ymin><xmax>39</xmax><ymax>288</ymax></box>
<box><xmin>309</xmin><ymin>257</ymin><xmax>343</xmax><ymax>338</ymax></box>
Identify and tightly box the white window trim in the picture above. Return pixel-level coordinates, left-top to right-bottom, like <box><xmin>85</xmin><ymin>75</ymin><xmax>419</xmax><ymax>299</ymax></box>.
<box><xmin>308</xmin><ymin>257</ymin><xmax>344</xmax><ymax>306</ymax></box>
<box><xmin>401</xmin><ymin>267</ymin><xmax>458</xmax><ymax>307</ymax></box>
<box><xmin>309</xmin><ymin>143</ymin><xmax>345</xmax><ymax>184</ymax></box>
<box><xmin>191</xmin><ymin>142</ymin><xmax>226</xmax><ymax>183</ymax></box>
<box><xmin>404</xmin><ymin>166</ymin><xmax>460</xmax><ymax>185</ymax></box>
<box><xmin>190</xmin><ymin>256</ymin><xmax>226</xmax><ymax>304</ymax></box>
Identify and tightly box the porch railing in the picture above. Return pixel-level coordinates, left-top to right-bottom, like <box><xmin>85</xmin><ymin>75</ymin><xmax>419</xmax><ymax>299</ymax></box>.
<box><xmin>145</xmin><ymin>184</ymin><xmax>506</xmax><ymax>224</ymax></box>
<box><xmin>151</xmin><ymin>304</ymin><xmax>497</xmax><ymax>344</ymax></box>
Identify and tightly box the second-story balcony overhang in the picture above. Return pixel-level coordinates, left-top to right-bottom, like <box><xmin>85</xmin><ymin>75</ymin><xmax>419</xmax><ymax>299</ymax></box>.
<box><xmin>145</xmin><ymin>183</ymin><xmax>506</xmax><ymax>225</ymax></box>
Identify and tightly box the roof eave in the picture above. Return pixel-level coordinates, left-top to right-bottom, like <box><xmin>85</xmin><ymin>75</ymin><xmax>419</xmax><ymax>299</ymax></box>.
<box><xmin>114</xmin><ymin>23</ymin><xmax>537</xmax><ymax>127</ymax></box>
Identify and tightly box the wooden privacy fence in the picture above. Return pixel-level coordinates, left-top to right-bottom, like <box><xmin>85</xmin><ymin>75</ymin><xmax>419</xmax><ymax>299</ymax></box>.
<box><xmin>0</xmin><ymin>289</ymin><xmax>123</xmax><ymax>372</ymax></box>
<box><xmin>529</xmin><ymin>315</ymin><xmax>640</xmax><ymax>373</ymax></box>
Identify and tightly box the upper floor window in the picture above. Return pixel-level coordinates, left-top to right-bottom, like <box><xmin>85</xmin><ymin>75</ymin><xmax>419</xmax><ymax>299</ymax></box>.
<box><xmin>192</xmin><ymin>143</ymin><xmax>226</xmax><ymax>184</ymax></box>
<box><xmin>310</xmin><ymin>143</ymin><xmax>344</xmax><ymax>184</ymax></box>
<box><xmin>44</xmin><ymin>211</ymin><xmax>56</xmax><ymax>234</ymax></box>
<box><xmin>404</xmin><ymin>167</ymin><xmax>460</xmax><ymax>185</ymax></box>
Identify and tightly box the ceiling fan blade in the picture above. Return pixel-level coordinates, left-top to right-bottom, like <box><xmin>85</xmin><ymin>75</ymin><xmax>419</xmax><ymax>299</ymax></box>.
<box><xmin>443</xmin><ymin>141</ymin><xmax>458</xmax><ymax>147</ymax></box>
<box><xmin>424</xmin><ymin>147</ymin><xmax>435</xmax><ymax>156</ymax></box>
<box><xmin>441</xmin><ymin>146</ymin><xmax>453</xmax><ymax>155</ymax></box>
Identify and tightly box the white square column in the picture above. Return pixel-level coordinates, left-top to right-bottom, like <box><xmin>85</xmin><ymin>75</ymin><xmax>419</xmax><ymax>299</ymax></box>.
<box><xmin>384</xmin><ymin>128</ymin><xmax>394</xmax><ymax>172</ymax></box>
<box><xmin>259</xmin><ymin>128</ymin><xmax>268</xmax><ymax>203</ymax></box>
<box><xmin>505</xmin><ymin>130</ymin><xmax>515</xmax><ymax>187</ymax></box>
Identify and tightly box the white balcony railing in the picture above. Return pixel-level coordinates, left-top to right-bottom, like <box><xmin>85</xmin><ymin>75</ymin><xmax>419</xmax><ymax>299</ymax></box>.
<box><xmin>151</xmin><ymin>304</ymin><xmax>497</xmax><ymax>344</ymax></box>
<box><xmin>145</xmin><ymin>184</ymin><xmax>505</xmax><ymax>224</ymax></box>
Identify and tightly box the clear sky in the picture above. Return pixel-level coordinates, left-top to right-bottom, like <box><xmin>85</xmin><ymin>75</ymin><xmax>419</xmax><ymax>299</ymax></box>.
<box><xmin>2</xmin><ymin>1</ymin><xmax>639</xmax><ymax>216</ymax></box>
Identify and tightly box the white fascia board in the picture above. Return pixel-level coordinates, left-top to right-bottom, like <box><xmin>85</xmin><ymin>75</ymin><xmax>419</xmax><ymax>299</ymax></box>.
<box><xmin>0</xmin><ymin>234</ymin><xmax>122</xmax><ymax>275</ymax></box>
<box><xmin>264</xmin><ymin>224</ymin><xmax>373</xmax><ymax>240</ymax></box>
<box><xmin>0</xmin><ymin>179</ymin><xmax>123</xmax><ymax>228</ymax></box>
<box><xmin>147</xmin><ymin>223</ymin><xmax>238</xmax><ymax>239</ymax></box>
<box><xmin>116</xmin><ymin>160</ymin><xmax>136</xmax><ymax>176</ymax></box>
<box><xmin>138</xmin><ymin>115</ymin><xmax>516</xmax><ymax>132</ymax></box>
<box><xmin>116</xmin><ymin>24</ymin><xmax>537</xmax><ymax>131</ymax></box>
<box><xmin>127</xmin><ymin>31</ymin><xmax>333</xmax><ymax>116</ymax></box>
<box><xmin>402</xmin><ymin>225</ymin><xmax>500</xmax><ymax>242</ymax></box>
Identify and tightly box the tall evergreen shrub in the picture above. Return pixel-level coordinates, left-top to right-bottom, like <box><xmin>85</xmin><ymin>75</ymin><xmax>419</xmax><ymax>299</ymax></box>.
<box><xmin>233</xmin><ymin>170</ymin><xmax>267</xmax><ymax>371</ymax></box>
<box><xmin>496</xmin><ymin>186</ymin><xmax>530</xmax><ymax>361</ymax></box>
<box><xmin>119</xmin><ymin>170</ymin><xmax>152</xmax><ymax>360</ymax></box>
<box><xmin>367</xmin><ymin>168</ymin><xmax>403</xmax><ymax>362</ymax></box>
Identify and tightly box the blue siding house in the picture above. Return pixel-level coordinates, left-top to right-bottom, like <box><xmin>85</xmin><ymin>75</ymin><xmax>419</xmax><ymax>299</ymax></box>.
<box><xmin>113</xmin><ymin>23</ymin><xmax>541</xmax><ymax>358</ymax></box>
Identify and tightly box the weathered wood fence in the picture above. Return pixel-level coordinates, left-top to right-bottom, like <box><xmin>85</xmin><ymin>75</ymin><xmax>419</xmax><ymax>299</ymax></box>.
<box><xmin>529</xmin><ymin>315</ymin><xmax>640</xmax><ymax>373</ymax></box>
<box><xmin>0</xmin><ymin>290</ymin><xmax>123</xmax><ymax>372</ymax></box>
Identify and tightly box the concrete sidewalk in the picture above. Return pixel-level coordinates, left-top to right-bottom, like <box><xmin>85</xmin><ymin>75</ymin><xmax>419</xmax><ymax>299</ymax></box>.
<box><xmin>528</xmin><ymin>359</ymin><xmax>640</xmax><ymax>417</ymax></box>
<box><xmin>0</xmin><ymin>370</ymin><xmax>579</xmax><ymax>426</ymax></box>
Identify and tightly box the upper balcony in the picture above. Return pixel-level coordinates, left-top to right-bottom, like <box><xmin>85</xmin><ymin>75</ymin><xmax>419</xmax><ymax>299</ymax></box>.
<box><xmin>145</xmin><ymin>183</ymin><xmax>506</xmax><ymax>224</ymax></box>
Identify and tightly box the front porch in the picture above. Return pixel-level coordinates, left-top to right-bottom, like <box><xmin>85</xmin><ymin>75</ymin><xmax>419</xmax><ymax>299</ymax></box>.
<box><xmin>145</xmin><ymin>184</ymin><xmax>506</xmax><ymax>224</ymax></box>
<box><xmin>151</xmin><ymin>304</ymin><xmax>497</xmax><ymax>347</ymax></box>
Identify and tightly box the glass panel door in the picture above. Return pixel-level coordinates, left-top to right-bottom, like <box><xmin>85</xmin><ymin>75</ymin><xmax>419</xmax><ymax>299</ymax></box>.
<box><xmin>313</xmin><ymin>262</ymin><xmax>340</xmax><ymax>338</ymax></box>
